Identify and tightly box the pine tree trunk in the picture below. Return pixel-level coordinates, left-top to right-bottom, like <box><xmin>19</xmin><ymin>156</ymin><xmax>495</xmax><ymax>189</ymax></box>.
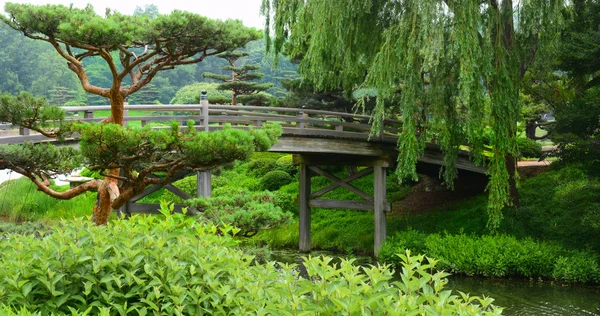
<box><xmin>92</xmin><ymin>173</ymin><xmax>119</xmax><ymax>225</ymax></box>
<box><xmin>525</xmin><ymin>121</ymin><xmax>538</xmax><ymax>140</ymax></box>
<box><xmin>92</xmin><ymin>92</ymin><xmax>125</xmax><ymax>225</ymax></box>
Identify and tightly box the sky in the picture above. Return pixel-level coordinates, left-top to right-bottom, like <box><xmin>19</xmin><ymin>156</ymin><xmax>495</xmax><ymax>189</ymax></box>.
<box><xmin>0</xmin><ymin>0</ymin><xmax>265</xmax><ymax>29</ymax></box>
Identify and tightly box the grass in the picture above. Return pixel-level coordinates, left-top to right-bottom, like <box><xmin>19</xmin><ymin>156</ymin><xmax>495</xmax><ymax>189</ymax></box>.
<box><xmin>0</xmin><ymin>178</ymin><xmax>97</xmax><ymax>222</ymax></box>
<box><xmin>69</xmin><ymin>109</ymin><xmax>191</xmax><ymax>128</ymax></box>
<box><xmin>254</xmin><ymin>163</ymin><xmax>600</xmax><ymax>254</ymax></box>
<box><xmin>2</xmin><ymin>151</ymin><xmax>597</xmax><ymax>261</ymax></box>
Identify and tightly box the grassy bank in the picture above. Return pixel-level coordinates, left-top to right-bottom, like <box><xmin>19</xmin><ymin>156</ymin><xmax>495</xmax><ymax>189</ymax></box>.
<box><xmin>2</xmin><ymin>152</ymin><xmax>599</xmax><ymax>283</ymax></box>
<box><xmin>254</xmin><ymin>164</ymin><xmax>600</xmax><ymax>254</ymax></box>
<box><xmin>0</xmin><ymin>178</ymin><xmax>96</xmax><ymax>222</ymax></box>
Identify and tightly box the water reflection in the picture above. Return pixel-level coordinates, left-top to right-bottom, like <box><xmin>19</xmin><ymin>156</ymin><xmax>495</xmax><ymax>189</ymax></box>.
<box><xmin>447</xmin><ymin>276</ymin><xmax>600</xmax><ymax>316</ymax></box>
<box><xmin>271</xmin><ymin>249</ymin><xmax>600</xmax><ymax>316</ymax></box>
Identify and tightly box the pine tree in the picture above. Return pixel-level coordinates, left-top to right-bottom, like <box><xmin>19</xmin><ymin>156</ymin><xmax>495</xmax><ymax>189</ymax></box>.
<box><xmin>48</xmin><ymin>86</ymin><xmax>77</xmax><ymax>106</ymax></box>
<box><xmin>0</xmin><ymin>4</ymin><xmax>273</xmax><ymax>225</ymax></box>
<box><xmin>203</xmin><ymin>51</ymin><xmax>273</xmax><ymax>105</ymax></box>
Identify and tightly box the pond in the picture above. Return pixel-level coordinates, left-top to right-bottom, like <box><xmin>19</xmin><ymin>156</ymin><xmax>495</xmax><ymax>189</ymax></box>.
<box><xmin>271</xmin><ymin>249</ymin><xmax>600</xmax><ymax>315</ymax></box>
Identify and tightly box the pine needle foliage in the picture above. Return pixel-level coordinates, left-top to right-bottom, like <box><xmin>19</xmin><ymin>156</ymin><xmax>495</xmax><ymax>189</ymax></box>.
<box><xmin>261</xmin><ymin>0</ymin><xmax>565</xmax><ymax>229</ymax></box>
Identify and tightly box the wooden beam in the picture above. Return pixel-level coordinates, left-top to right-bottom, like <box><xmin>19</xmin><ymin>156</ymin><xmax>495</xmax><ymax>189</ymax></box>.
<box><xmin>309</xmin><ymin>166</ymin><xmax>373</xmax><ymax>201</ymax></box>
<box><xmin>129</xmin><ymin>170</ymin><xmax>192</xmax><ymax>202</ymax></box>
<box><xmin>310</xmin><ymin>167</ymin><xmax>374</xmax><ymax>199</ymax></box>
<box><xmin>299</xmin><ymin>164</ymin><xmax>311</xmax><ymax>252</ymax></box>
<box><xmin>373</xmin><ymin>162</ymin><xmax>387</xmax><ymax>258</ymax></box>
<box><xmin>293</xmin><ymin>154</ymin><xmax>391</xmax><ymax>167</ymax></box>
<box><xmin>164</xmin><ymin>183</ymin><xmax>192</xmax><ymax>200</ymax></box>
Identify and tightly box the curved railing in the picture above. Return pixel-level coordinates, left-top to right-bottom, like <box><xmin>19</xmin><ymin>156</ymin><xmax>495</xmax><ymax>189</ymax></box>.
<box><xmin>0</xmin><ymin>104</ymin><xmax>403</xmax><ymax>145</ymax></box>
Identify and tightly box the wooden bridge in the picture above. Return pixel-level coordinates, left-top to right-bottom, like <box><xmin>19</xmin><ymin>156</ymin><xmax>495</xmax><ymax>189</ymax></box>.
<box><xmin>0</xmin><ymin>100</ymin><xmax>485</xmax><ymax>256</ymax></box>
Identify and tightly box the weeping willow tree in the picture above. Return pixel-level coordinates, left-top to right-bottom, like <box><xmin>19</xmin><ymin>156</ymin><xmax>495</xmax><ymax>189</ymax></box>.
<box><xmin>262</xmin><ymin>0</ymin><xmax>565</xmax><ymax>229</ymax></box>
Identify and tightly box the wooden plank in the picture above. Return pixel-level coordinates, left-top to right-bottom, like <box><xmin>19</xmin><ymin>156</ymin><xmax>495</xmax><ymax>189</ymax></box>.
<box><xmin>373</xmin><ymin>162</ymin><xmax>387</xmax><ymax>258</ymax></box>
<box><xmin>299</xmin><ymin>164</ymin><xmax>311</xmax><ymax>252</ymax></box>
<box><xmin>419</xmin><ymin>149</ymin><xmax>487</xmax><ymax>174</ymax></box>
<box><xmin>129</xmin><ymin>170</ymin><xmax>193</xmax><ymax>202</ymax></box>
<box><xmin>164</xmin><ymin>183</ymin><xmax>193</xmax><ymax>200</ymax></box>
<box><xmin>273</xmin><ymin>136</ymin><xmax>398</xmax><ymax>156</ymax></box>
<box><xmin>309</xmin><ymin>166</ymin><xmax>373</xmax><ymax>201</ymax></box>
<box><xmin>308</xmin><ymin>199</ymin><xmax>391</xmax><ymax>212</ymax></box>
<box><xmin>293</xmin><ymin>154</ymin><xmax>391</xmax><ymax>167</ymax></box>
<box><xmin>310</xmin><ymin>167</ymin><xmax>373</xmax><ymax>198</ymax></box>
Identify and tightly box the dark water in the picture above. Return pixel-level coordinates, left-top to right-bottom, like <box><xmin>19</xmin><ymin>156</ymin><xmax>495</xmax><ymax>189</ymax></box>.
<box><xmin>271</xmin><ymin>250</ymin><xmax>600</xmax><ymax>315</ymax></box>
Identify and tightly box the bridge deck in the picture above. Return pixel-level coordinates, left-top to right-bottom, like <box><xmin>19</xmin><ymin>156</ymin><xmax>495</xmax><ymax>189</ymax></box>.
<box><xmin>0</xmin><ymin>104</ymin><xmax>484</xmax><ymax>174</ymax></box>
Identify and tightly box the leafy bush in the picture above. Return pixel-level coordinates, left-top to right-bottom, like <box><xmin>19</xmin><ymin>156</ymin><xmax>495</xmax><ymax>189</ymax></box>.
<box><xmin>248</xmin><ymin>158</ymin><xmax>277</xmax><ymax>177</ymax></box>
<box><xmin>275</xmin><ymin>154</ymin><xmax>296</xmax><ymax>175</ymax></box>
<box><xmin>379</xmin><ymin>229</ymin><xmax>428</xmax><ymax>258</ymax></box>
<box><xmin>552</xmin><ymin>253</ymin><xmax>600</xmax><ymax>283</ymax></box>
<box><xmin>79</xmin><ymin>167</ymin><xmax>104</xmax><ymax>179</ymax></box>
<box><xmin>517</xmin><ymin>137</ymin><xmax>543</xmax><ymax>158</ymax></box>
<box><xmin>0</xmin><ymin>204</ymin><xmax>501</xmax><ymax>315</ymax></box>
<box><xmin>380</xmin><ymin>231</ymin><xmax>600</xmax><ymax>284</ymax></box>
<box><xmin>186</xmin><ymin>190</ymin><xmax>293</xmax><ymax>236</ymax></box>
<box><xmin>0</xmin><ymin>222</ymin><xmax>49</xmax><ymax>240</ymax></box>
<box><xmin>260</xmin><ymin>170</ymin><xmax>293</xmax><ymax>191</ymax></box>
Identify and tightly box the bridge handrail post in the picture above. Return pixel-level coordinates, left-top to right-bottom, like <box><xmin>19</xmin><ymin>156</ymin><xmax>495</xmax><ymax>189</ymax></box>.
<box><xmin>123</xmin><ymin>101</ymin><xmax>129</xmax><ymax>127</ymax></box>
<box><xmin>83</xmin><ymin>110</ymin><xmax>94</xmax><ymax>120</ymax></box>
<box><xmin>297</xmin><ymin>106</ymin><xmax>307</xmax><ymax>128</ymax></box>
<box><xmin>197</xmin><ymin>90</ymin><xmax>212</xmax><ymax>198</ymax></box>
<box><xmin>200</xmin><ymin>90</ymin><xmax>209</xmax><ymax>132</ymax></box>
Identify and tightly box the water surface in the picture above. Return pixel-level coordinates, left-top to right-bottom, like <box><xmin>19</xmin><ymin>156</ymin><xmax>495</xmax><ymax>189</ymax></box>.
<box><xmin>271</xmin><ymin>249</ymin><xmax>600</xmax><ymax>315</ymax></box>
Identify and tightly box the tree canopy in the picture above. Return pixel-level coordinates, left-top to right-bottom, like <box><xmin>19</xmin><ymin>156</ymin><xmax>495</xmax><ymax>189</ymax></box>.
<box><xmin>1</xmin><ymin>3</ymin><xmax>261</xmax><ymax>122</ymax></box>
<box><xmin>262</xmin><ymin>0</ymin><xmax>564</xmax><ymax>229</ymax></box>
<box><xmin>0</xmin><ymin>4</ymin><xmax>271</xmax><ymax>225</ymax></box>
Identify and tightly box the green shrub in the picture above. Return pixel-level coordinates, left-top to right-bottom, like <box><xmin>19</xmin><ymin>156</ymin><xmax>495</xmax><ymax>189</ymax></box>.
<box><xmin>517</xmin><ymin>137</ymin><xmax>543</xmax><ymax>158</ymax></box>
<box><xmin>185</xmin><ymin>190</ymin><xmax>293</xmax><ymax>236</ymax></box>
<box><xmin>381</xmin><ymin>231</ymin><xmax>600</xmax><ymax>284</ymax></box>
<box><xmin>248</xmin><ymin>158</ymin><xmax>277</xmax><ymax>177</ymax></box>
<box><xmin>260</xmin><ymin>170</ymin><xmax>293</xmax><ymax>191</ymax></box>
<box><xmin>275</xmin><ymin>154</ymin><xmax>296</xmax><ymax>175</ymax></box>
<box><xmin>0</xmin><ymin>204</ymin><xmax>501</xmax><ymax>315</ymax></box>
<box><xmin>552</xmin><ymin>253</ymin><xmax>600</xmax><ymax>283</ymax></box>
<box><xmin>379</xmin><ymin>229</ymin><xmax>428</xmax><ymax>260</ymax></box>
<box><xmin>79</xmin><ymin>167</ymin><xmax>104</xmax><ymax>179</ymax></box>
<box><xmin>0</xmin><ymin>222</ymin><xmax>49</xmax><ymax>239</ymax></box>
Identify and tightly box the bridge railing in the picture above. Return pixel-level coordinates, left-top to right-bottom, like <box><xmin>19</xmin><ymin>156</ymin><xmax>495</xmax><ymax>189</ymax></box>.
<box><xmin>0</xmin><ymin>104</ymin><xmax>403</xmax><ymax>144</ymax></box>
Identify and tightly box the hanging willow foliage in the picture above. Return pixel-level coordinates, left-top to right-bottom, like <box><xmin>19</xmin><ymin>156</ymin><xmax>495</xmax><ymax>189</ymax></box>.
<box><xmin>262</xmin><ymin>0</ymin><xmax>565</xmax><ymax>230</ymax></box>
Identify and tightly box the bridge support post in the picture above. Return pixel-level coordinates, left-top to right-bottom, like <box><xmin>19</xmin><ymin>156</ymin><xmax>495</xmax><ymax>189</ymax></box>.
<box><xmin>197</xmin><ymin>90</ymin><xmax>212</xmax><ymax>198</ymax></box>
<box><xmin>373</xmin><ymin>161</ymin><xmax>387</xmax><ymax>258</ymax></box>
<box><xmin>299</xmin><ymin>163</ymin><xmax>311</xmax><ymax>252</ymax></box>
<box><xmin>197</xmin><ymin>171</ymin><xmax>212</xmax><ymax>197</ymax></box>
